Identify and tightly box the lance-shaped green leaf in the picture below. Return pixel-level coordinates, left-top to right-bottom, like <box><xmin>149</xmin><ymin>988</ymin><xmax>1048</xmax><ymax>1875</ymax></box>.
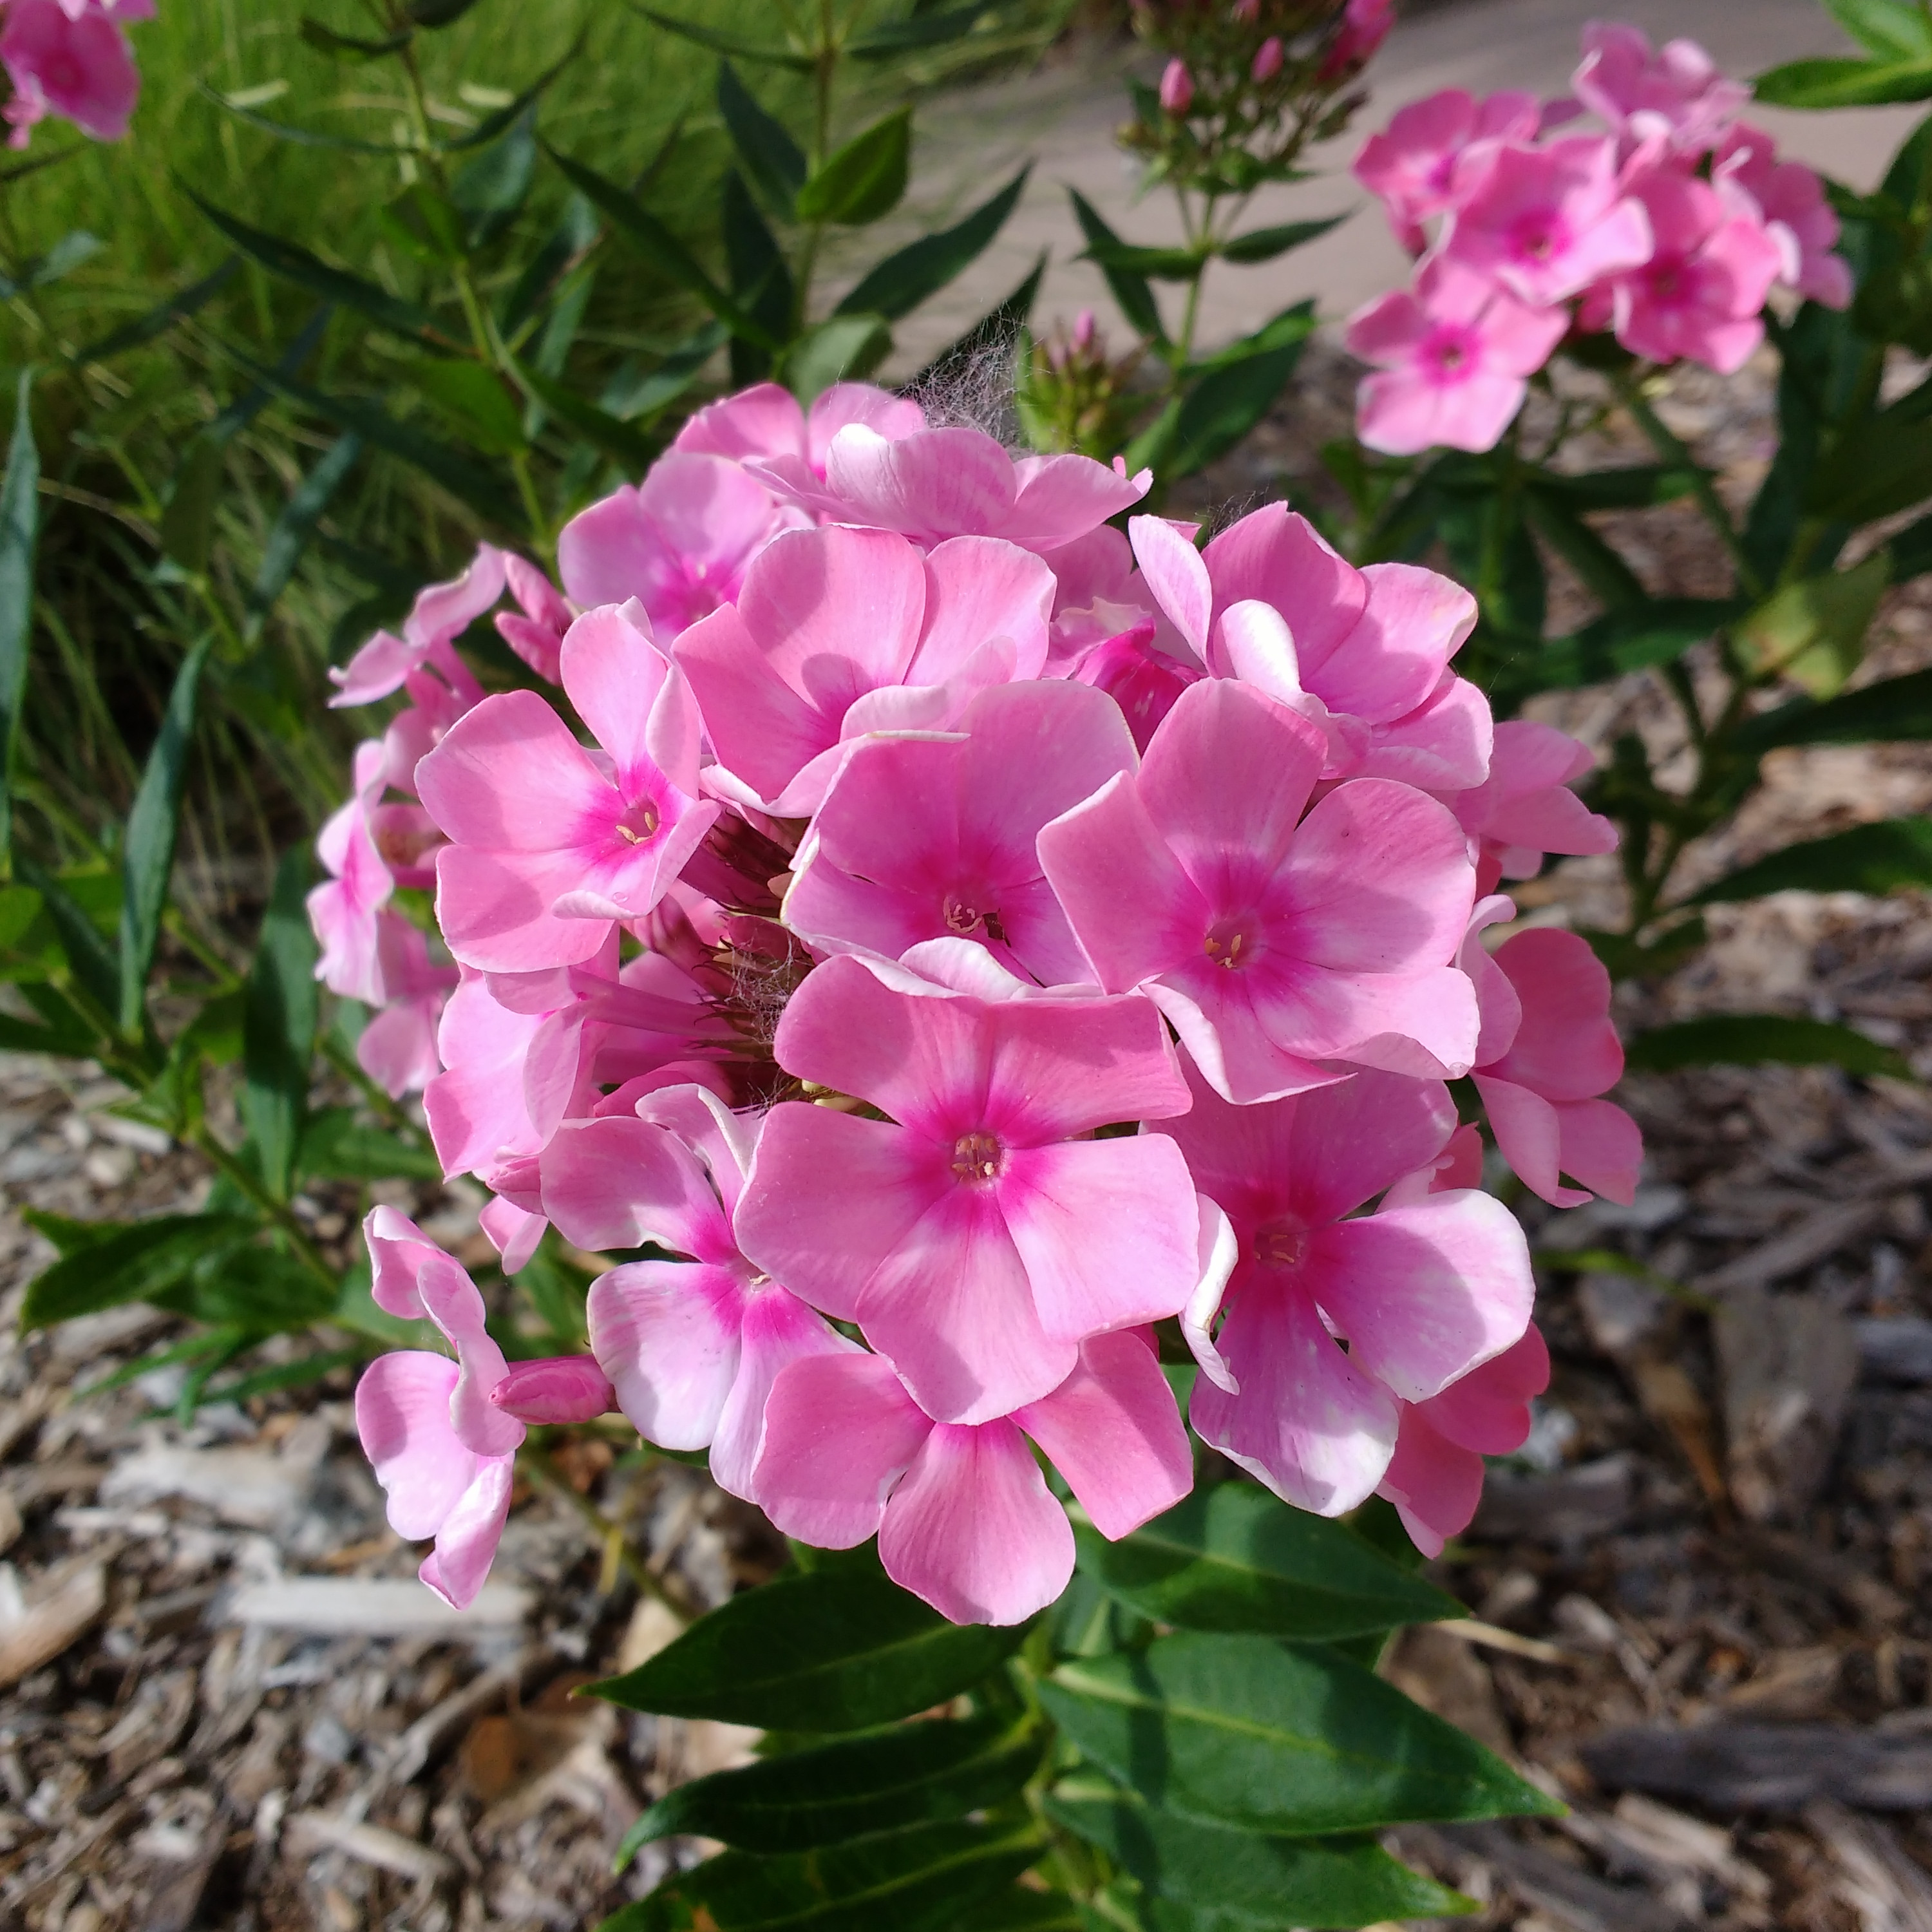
<box><xmin>850</xmin><ymin>5</ymin><xmax>998</xmax><ymax>56</ymax></box>
<box><xmin>1808</xmin><ymin>409</ymin><xmax>1932</xmax><ymax>524</ymax></box>
<box><xmin>1735</xmin><ymin>666</ymin><xmax>1932</xmax><ymax>753</ymax></box>
<box><xmin>1826</xmin><ymin>0</ymin><xmax>1932</xmax><ymax>58</ymax></box>
<box><xmin>542</xmin><ymin>143</ymin><xmax>781</xmax><ymax>348</ymax></box>
<box><xmin>600</xmin><ymin>1819</ymin><xmax>1046</xmax><ymax>1932</ymax></box>
<box><xmin>0</xmin><ymin>372</ymin><xmax>37</xmax><ymax>867</ymax></box>
<box><xmin>600</xmin><ymin>321</ymin><xmax>729</xmax><ymax>422</ymax></box>
<box><xmin>1689</xmin><ymin>817</ymin><xmax>1932</xmax><ymax>905</ymax></box>
<box><xmin>1526</xmin><ymin>462</ymin><xmax>1700</xmax><ymax>509</ymax></box>
<box><xmin>442</xmin><ymin>34</ymin><xmax>583</xmax><ymax>151</ymax></box>
<box><xmin>1756</xmin><ymin>53</ymin><xmax>1932</xmax><ymax>107</ymax></box>
<box><xmin>451</xmin><ymin>109</ymin><xmax>537</xmax><ymax>248</ymax></box>
<box><xmin>408</xmin><ymin>0</ymin><xmax>484</xmax><ymax>24</ymax></box>
<box><xmin>196</xmin><ymin>80</ymin><xmax>410</xmax><ymax>153</ymax></box>
<box><xmin>118</xmin><ymin>639</ymin><xmax>210</xmax><ymax>1035</ymax></box>
<box><xmin>299</xmin><ymin>17</ymin><xmax>413</xmax><ymax>58</ymax></box>
<box><xmin>589</xmin><ymin>1564</ymin><xmax>1026</xmax><ymax>1730</ymax></box>
<box><xmin>625</xmin><ymin>3</ymin><xmax>815</xmax><ymax>71</ymax></box>
<box><xmin>1499</xmin><ymin>597</ymin><xmax>1741</xmax><ymax>698</ymax></box>
<box><xmin>413</xmin><ymin>359</ymin><xmax>529</xmax><ymax>456</ymax></box>
<box><xmin>1037</xmin><ymin>1634</ymin><xmax>1558</xmax><ymax>1835</ymax></box>
<box><xmin>837</xmin><ymin>166</ymin><xmax>1030</xmax><ymax>321</ymax></box>
<box><xmin>1217</xmin><ymin>213</ymin><xmax>1348</xmax><ymax>264</ymax></box>
<box><xmin>796</xmin><ymin>109</ymin><xmax>911</xmax><ymax>226</ymax></box>
<box><xmin>1162</xmin><ymin>307</ymin><xmax>1314</xmax><ymax>480</ymax></box>
<box><xmin>909</xmin><ymin>251</ymin><xmax>1045</xmax><ymax>387</ymax></box>
<box><xmin>1068</xmin><ymin>188</ymin><xmax>1166</xmax><ymax>341</ymax></box>
<box><xmin>15</xmin><ymin>860</ymin><xmax>120</xmax><ymax>1026</ymax></box>
<box><xmin>949</xmin><ymin>1889</ymin><xmax>1088</xmax><ymax>1931</ymax></box>
<box><xmin>160</xmin><ymin>437</ymin><xmax>224</xmax><ymax>574</ymax></box>
<box><xmin>246</xmin><ymin>432</ymin><xmax>362</xmax><ymax>638</ymax></box>
<box><xmin>719</xmin><ymin>61</ymin><xmax>804</xmax><ymax>219</ymax></box>
<box><xmin>182</xmin><ymin>186</ymin><xmax>445</xmax><ymax>342</ymax></box>
<box><xmin>21</xmin><ymin>1213</ymin><xmax>260</xmax><ymax>1329</ymax></box>
<box><xmin>785</xmin><ymin>314</ymin><xmax>891</xmax><ymax>402</ymax></box>
<box><xmin>1045</xmin><ymin>1777</ymin><xmax>1472</xmax><ymax>1926</ymax></box>
<box><xmin>73</xmin><ymin>258</ymin><xmax>241</xmax><ymax>365</ymax></box>
<box><xmin>1623</xmin><ymin>1014</ymin><xmax>1910</xmax><ymax>1077</ymax></box>
<box><xmin>298</xmin><ymin>1108</ymin><xmax>444</xmax><ymax>1184</ymax></box>
<box><xmin>619</xmin><ymin>1712</ymin><xmax>1043</xmax><ymax>1861</ymax></box>
<box><xmin>242</xmin><ymin>849</ymin><xmax>318</xmax><ymax>1202</ymax></box>
<box><xmin>1079</xmin><ymin>238</ymin><xmax>1208</xmax><ymax>281</ymax></box>
<box><xmin>1736</xmin><ymin>550</ymin><xmax>1891</xmax><ymax>697</ymax></box>
<box><xmin>513</xmin><ymin>355</ymin><xmax>661</xmax><ymax>469</ymax></box>
<box><xmin>1073</xmin><ymin>1483</ymin><xmax>1461</xmax><ymax>1639</ymax></box>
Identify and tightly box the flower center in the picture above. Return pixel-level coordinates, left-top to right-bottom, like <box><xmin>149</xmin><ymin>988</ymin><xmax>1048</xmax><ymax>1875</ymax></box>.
<box><xmin>1203</xmin><ymin>918</ymin><xmax>1251</xmax><ymax>969</ymax></box>
<box><xmin>613</xmin><ymin>798</ymin><xmax>662</xmax><ymax>847</ymax></box>
<box><xmin>952</xmin><ymin>1131</ymin><xmax>1004</xmax><ymax>1184</ymax></box>
<box><xmin>1512</xmin><ymin>214</ymin><xmax>1560</xmax><ymax>264</ymax></box>
<box><xmin>1254</xmin><ymin>1223</ymin><xmax>1309</xmax><ymax>1268</ymax></box>
<box><xmin>943</xmin><ymin>895</ymin><xmax>984</xmax><ymax>935</ymax></box>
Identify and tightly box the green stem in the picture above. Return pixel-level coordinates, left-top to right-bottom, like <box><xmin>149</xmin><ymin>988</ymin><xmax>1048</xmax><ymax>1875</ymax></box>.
<box><xmin>522</xmin><ymin>1444</ymin><xmax>698</xmax><ymax>1624</ymax></box>
<box><xmin>1621</xmin><ymin>379</ymin><xmax>1761</xmax><ymax>598</ymax></box>
<box><xmin>190</xmin><ymin>1124</ymin><xmax>339</xmax><ymax>1286</ymax></box>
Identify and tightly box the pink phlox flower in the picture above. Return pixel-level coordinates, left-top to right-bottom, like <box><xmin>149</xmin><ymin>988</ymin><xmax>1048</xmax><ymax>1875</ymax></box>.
<box><xmin>1445</xmin><ymin>717</ymin><xmax>1616</xmax><ymax>893</ymax></box>
<box><xmin>356</xmin><ymin>915</ymin><xmax>457</xmax><ymax>1099</ymax></box>
<box><xmin>1354</xmin><ymin>89</ymin><xmax>1542</xmax><ymax>253</ymax></box>
<box><xmin>1348</xmin><ymin>256</ymin><xmax>1569</xmax><ymax>456</ymax></box>
<box><xmin>330</xmin><ymin>545</ymin><xmax>505</xmax><ymax>710</ymax></box>
<box><xmin>674</xmin><ymin>524</ymin><xmax>1057</xmax><ymax>816</ymax></box>
<box><xmin>1071</xmin><ymin>621</ymin><xmax>1206</xmax><ymax>753</ymax></box>
<box><xmin>1443</xmin><ymin>134</ymin><xmax>1653</xmax><ymax>307</ymax></box>
<box><xmin>489</xmin><ymin>1354</ymin><xmax>618</xmax><ymax>1426</ymax></box>
<box><xmin>363</xmin><ymin>1204</ymin><xmax>449</xmax><ymax>1321</ymax></box>
<box><xmin>1133</xmin><ymin>506</ymin><xmax>1492</xmax><ymax>790</ymax></box>
<box><xmin>1</xmin><ymin>0</ymin><xmax>138</xmax><ymax>146</ymax></box>
<box><xmin>539</xmin><ymin>1084</ymin><xmax>848</xmax><ymax>1499</ymax></box>
<box><xmin>495</xmin><ymin>554</ymin><xmax>573</xmax><ymax>685</ymax></box>
<box><xmin>556</xmin><ymin>452</ymin><xmax>782</xmax><ymax>641</ymax></box>
<box><xmin>354</xmin><ymin>1247</ymin><xmax>524</xmax><ymax>1609</ymax></box>
<box><xmin>1037</xmin><ymin>677</ymin><xmax>1480</xmax><ymax>1104</ymax></box>
<box><xmin>1321</xmin><ymin>0</ymin><xmax>1393</xmax><ymax>80</ymax></box>
<box><xmin>308</xmin><ymin>741</ymin><xmax>396</xmax><ymax>1004</ymax></box>
<box><xmin>1608</xmin><ymin>164</ymin><xmax>1784</xmax><ymax>374</ymax></box>
<box><xmin>734</xmin><ymin>953</ymin><xmax>1204</xmax><ymax>1425</ymax></box>
<box><xmin>674</xmin><ymin>380</ymin><xmax>926</xmax><ymax>481</ymax></box>
<box><xmin>417</xmin><ymin>603</ymin><xmax>719</xmax><ymax>972</ymax></box>
<box><xmin>1573</xmin><ymin>23</ymin><xmax>1748</xmax><ymax>158</ymax></box>
<box><xmin>1462</xmin><ymin>912</ymin><xmax>1642</xmax><ymax>1208</ymax></box>
<box><xmin>1157</xmin><ymin>1062</ymin><xmax>1535</xmax><ymax>1515</ymax></box>
<box><xmin>1377</xmin><ymin>1323</ymin><xmax>1550</xmax><ymax>1555</ymax></box>
<box><xmin>1039</xmin><ymin>525</ymin><xmax>1155</xmax><ymax>671</ymax></box>
<box><xmin>753</xmin><ymin>1329</ymin><xmax>1192</xmax><ymax>1625</ymax></box>
<box><xmin>743</xmin><ymin>421</ymin><xmax>1151</xmax><ymax>556</ymax></box>
<box><xmin>1715</xmin><ymin>123</ymin><xmax>1852</xmax><ymax>311</ymax></box>
<box><xmin>784</xmin><ymin>679</ymin><xmax>1139</xmax><ymax>988</ymax></box>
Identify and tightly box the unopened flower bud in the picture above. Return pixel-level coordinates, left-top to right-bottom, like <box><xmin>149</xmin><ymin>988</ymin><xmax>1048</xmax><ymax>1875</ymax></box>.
<box><xmin>489</xmin><ymin>1355</ymin><xmax>617</xmax><ymax>1426</ymax></box>
<box><xmin>1072</xmin><ymin>308</ymin><xmax>1097</xmax><ymax>353</ymax></box>
<box><xmin>1159</xmin><ymin>57</ymin><xmax>1195</xmax><ymax>116</ymax></box>
<box><xmin>1251</xmin><ymin>35</ymin><xmax>1284</xmax><ymax>80</ymax></box>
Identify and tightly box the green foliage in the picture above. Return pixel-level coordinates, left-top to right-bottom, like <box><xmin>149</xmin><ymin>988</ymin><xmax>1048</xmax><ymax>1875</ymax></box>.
<box><xmin>1623</xmin><ymin>1015</ymin><xmax>1911</xmax><ymax>1078</ymax></box>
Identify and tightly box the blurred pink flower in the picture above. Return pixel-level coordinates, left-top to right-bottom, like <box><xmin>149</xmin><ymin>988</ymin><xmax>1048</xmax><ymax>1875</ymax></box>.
<box><xmin>2</xmin><ymin>0</ymin><xmax>140</xmax><ymax>146</ymax></box>
<box><xmin>1573</xmin><ymin>23</ymin><xmax>1748</xmax><ymax>158</ymax></box>
<box><xmin>675</xmin><ymin>381</ymin><xmax>925</xmax><ymax>480</ymax></box>
<box><xmin>1353</xmin><ymin>88</ymin><xmax>1542</xmax><ymax>253</ymax></box>
<box><xmin>1159</xmin><ymin>57</ymin><xmax>1194</xmax><ymax>115</ymax></box>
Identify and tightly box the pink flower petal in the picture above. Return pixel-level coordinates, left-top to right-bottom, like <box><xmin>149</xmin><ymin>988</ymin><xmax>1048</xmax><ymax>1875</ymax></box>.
<box><xmin>415</xmin><ymin>1255</ymin><xmax>523</xmax><ymax>1457</ymax></box>
<box><xmin>540</xmin><ymin>1115</ymin><xmax>737</xmax><ymax>1261</ymax></box>
<box><xmin>914</xmin><ymin>536</ymin><xmax>1054</xmax><ymax>682</ymax></box>
<box><xmin>1130</xmin><ymin>516</ymin><xmax>1213</xmax><ymax>658</ymax></box>
<box><xmin>417</xmin><ymin>691</ymin><xmax>610</xmax><ymax>852</ymax></box>
<box><xmin>418</xmin><ymin>1455</ymin><xmax>515</xmax><ymax>1610</ymax></box>
<box><xmin>588</xmin><ymin>1260</ymin><xmax>748</xmax><ymax>1452</ymax></box>
<box><xmin>709</xmin><ymin>1286</ymin><xmax>853</xmax><ymax>1500</ymax></box>
<box><xmin>1421</xmin><ymin>1322</ymin><xmax>1549</xmax><ymax>1454</ymax></box>
<box><xmin>1376</xmin><ymin>1405</ymin><xmax>1484</xmax><ymax>1559</ymax></box>
<box><xmin>355</xmin><ymin>1351</ymin><xmax>472</xmax><ymax>1540</ymax></box>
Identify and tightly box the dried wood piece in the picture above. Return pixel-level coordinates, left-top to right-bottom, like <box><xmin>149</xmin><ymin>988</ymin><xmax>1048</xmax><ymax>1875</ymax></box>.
<box><xmin>222</xmin><ymin>1576</ymin><xmax>533</xmax><ymax>1635</ymax></box>
<box><xmin>1698</xmin><ymin>1201</ymin><xmax>1886</xmax><ymax>1295</ymax></box>
<box><xmin>284</xmin><ymin>1809</ymin><xmax>458</xmax><ymax>1884</ymax></box>
<box><xmin>1715</xmin><ymin>1285</ymin><xmax>1859</xmax><ymax>1521</ymax></box>
<box><xmin>1424</xmin><ymin>1822</ymin><xmax>1683</xmax><ymax>1932</ymax></box>
<box><xmin>1582</xmin><ymin>1723</ymin><xmax>1932</xmax><ymax>1812</ymax></box>
<box><xmin>1473</xmin><ymin>1454</ymin><xmax>1636</xmax><ymax>1543</ymax></box>
<box><xmin>0</xmin><ymin>1556</ymin><xmax>106</xmax><ymax>1686</ymax></box>
<box><xmin>1804</xmin><ymin>1799</ymin><xmax>1932</xmax><ymax>1932</ymax></box>
<box><xmin>1856</xmin><ymin>1318</ymin><xmax>1932</xmax><ymax>1386</ymax></box>
<box><xmin>101</xmin><ymin>1416</ymin><xmax>330</xmax><ymax>1530</ymax></box>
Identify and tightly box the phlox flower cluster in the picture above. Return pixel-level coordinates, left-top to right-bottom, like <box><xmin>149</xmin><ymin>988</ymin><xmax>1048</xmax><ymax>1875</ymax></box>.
<box><xmin>0</xmin><ymin>0</ymin><xmax>149</xmax><ymax>148</ymax></box>
<box><xmin>320</xmin><ymin>376</ymin><xmax>1641</xmax><ymax>1625</ymax></box>
<box><xmin>1345</xmin><ymin>22</ymin><xmax>1851</xmax><ymax>456</ymax></box>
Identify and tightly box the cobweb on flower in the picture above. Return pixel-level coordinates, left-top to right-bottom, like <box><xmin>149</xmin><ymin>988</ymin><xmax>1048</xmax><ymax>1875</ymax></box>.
<box><xmin>902</xmin><ymin>325</ymin><xmax>1025</xmax><ymax>448</ymax></box>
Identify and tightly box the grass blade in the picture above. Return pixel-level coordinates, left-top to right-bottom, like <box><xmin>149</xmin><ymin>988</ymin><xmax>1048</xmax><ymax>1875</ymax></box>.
<box><xmin>0</xmin><ymin>372</ymin><xmax>38</xmax><ymax>869</ymax></box>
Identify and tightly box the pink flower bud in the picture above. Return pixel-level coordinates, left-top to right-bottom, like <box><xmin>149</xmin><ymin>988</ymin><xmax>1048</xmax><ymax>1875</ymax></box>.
<box><xmin>1072</xmin><ymin>308</ymin><xmax>1097</xmax><ymax>353</ymax></box>
<box><xmin>1251</xmin><ymin>35</ymin><xmax>1283</xmax><ymax>81</ymax></box>
<box><xmin>1159</xmin><ymin>57</ymin><xmax>1195</xmax><ymax>116</ymax></box>
<box><xmin>489</xmin><ymin>1354</ymin><xmax>618</xmax><ymax>1426</ymax></box>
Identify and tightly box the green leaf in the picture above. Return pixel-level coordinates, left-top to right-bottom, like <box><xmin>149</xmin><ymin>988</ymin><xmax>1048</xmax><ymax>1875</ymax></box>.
<box><xmin>412</xmin><ymin>359</ymin><xmax>529</xmax><ymax>455</ymax></box>
<box><xmin>1497</xmin><ymin>598</ymin><xmax>1740</xmax><ymax>699</ymax></box>
<box><xmin>542</xmin><ymin>142</ymin><xmax>780</xmax><ymax>349</ymax></box>
<box><xmin>838</xmin><ymin>166</ymin><xmax>1030</xmax><ymax>321</ymax></box>
<box><xmin>1623</xmin><ymin>1013</ymin><xmax>1911</xmax><ymax>1077</ymax></box>
<box><xmin>796</xmin><ymin>109</ymin><xmax>911</xmax><ymax>226</ymax></box>
<box><xmin>947</xmin><ymin>1890</ymin><xmax>1088</xmax><ymax>1931</ymax></box>
<box><xmin>784</xmin><ymin>314</ymin><xmax>892</xmax><ymax>402</ymax></box>
<box><xmin>1525</xmin><ymin>463</ymin><xmax>1700</xmax><ymax>509</ymax></box>
<box><xmin>21</xmin><ymin>1214</ymin><xmax>259</xmax><ymax>1329</ymax></box>
<box><xmin>196</xmin><ymin>79</ymin><xmax>411</xmax><ymax>153</ymax></box>
<box><xmin>22</xmin><ymin>1206</ymin><xmax>129</xmax><ymax>1257</ymax></box>
<box><xmin>15</xmin><ymin>861</ymin><xmax>118</xmax><ymax>1023</ymax></box>
<box><xmin>242</xmin><ymin>850</ymin><xmax>317</xmax><ymax>1202</ymax></box>
<box><xmin>1826</xmin><ymin>0</ymin><xmax>1932</xmax><ymax>58</ymax></box>
<box><xmin>1736</xmin><ymin>550</ymin><xmax>1892</xmax><ymax>696</ymax></box>
<box><xmin>1163</xmin><ymin>307</ymin><xmax>1314</xmax><ymax>480</ymax></box>
<box><xmin>159</xmin><ymin>437</ymin><xmax>225</xmax><ymax>574</ymax></box>
<box><xmin>588</xmin><ymin>1564</ymin><xmax>1027</xmax><ymax>1731</ymax></box>
<box><xmin>408</xmin><ymin>0</ymin><xmax>485</xmax><ymax>24</ymax></box>
<box><xmin>908</xmin><ymin>250</ymin><xmax>1045</xmax><ymax>388</ymax></box>
<box><xmin>849</xmin><ymin>5</ymin><xmax>995</xmax><ymax>56</ymax></box>
<box><xmin>719</xmin><ymin>61</ymin><xmax>804</xmax><ymax>219</ymax></box>
<box><xmin>182</xmin><ymin>185</ymin><xmax>444</xmax><ymax>342</ymax></box>
<box><xmin>451</xmin><ymin>108</ymin><xmax>538</xmax><ymax>247</ymax></box>
<box><xmin>513</xmin><ymin>358</ymin><xmax>661</xmax><ymax>470</ymax></box>
<box><xmin>72</xmin><ymin>258</ymin><xmax>242</xmax><ymax>365</ymax></box>
<box><xmin>117</xmin><ymin>640</ymin><xmax>210</xmax><ymax>1035</ymax></box>
<box><xmin>1217</xmin><ymin>214</ymin><xmax>1347</xmax><ymax>265</ymax></box>
<box><xmin>1068</xmin><ymin>188</ymin><xmax>1164</xmax><ymax>343</ymax></box>
<box><xmin>1756</xmin><ymin>53</ymin><xmax>1932</xmax><ymax>107</ymax></box>
<box><xmin>625</xmin><ymin>3</ymin><xmax>815</xmax><ymax>72</ymax></box>
<box><xmin>1689</xmin><ymin>817</ymin><xmax>1932</xmax><ymax>904</ymax></box>
<box><xmin>185</xmin><ymin>1243</ymin><xmax>337</xmax><ymax>1331</ymax></box>
<box><xmin>1074</xmin><ymin>1482</ymin><xmax>1461</xmax><ymax>1640</ymax></box>
<box><xmin>1079</xmin><ymin>238</ymin><xmax>1208</xmax><ymax>281</ymax></box>
<box><xmin>1734</xmin><ymin>666</ymin><xmax>1932</xmax><ymax>753</ymax></box>
<box><xmin>245</xmin><ymin>432</ymin><xmax>362</xmax><ymax>639</ymax></box>
<box><xmin>0</xmin><ymin>371</ymin><xmax>37</xmax><ymax>868</ymax></box>
<box><xmin>299</xmin><ymin>17</ymin><xmax>413</xmax><ymax>57</ymax></box>
<box><xmin>1807</xmin><ymin>410</ymin><xmax>1932</xmax><ymax>522</ymax></box>
<box><xmin>297</xmin><ymin>1106</ymin><xmax>442</xmax><ymax>1182</ymax></box>
<box><xmin>1046</xmin><ymin>1779</ymin><xmax>1472</xmax><ymax>1926</ymax></box>
<box><xmin>211</xmin><ymin>1347</ymin><xmax>364</xmax><ymax>1405</ymax></box>
<box><xmin>621</xmin><ymin>1713</ymin><xmax>1041</xmax><ymax>1861</ymax></box>
<box><xmin>1</xmin><ymin>229</ymin><xmax>103</xmax><ymax>295</ymax></box>
<box><xmin>600</xmin><ymin>321</ymin><xmax>728</xmax><ymax>421</ymax></box>
<box><xmin>722</xmin><ymin>168</ymin><xmax>791</xmax><ymax>385</ymax></box>
<box><xmin>605</xmin><ymin>1819</ymin><xmax>1045</xmax><ymax>1932</ymax></box>
<box><xmin>1037</xmin><ymin>1634</ymin><xmax>1558</xmax><ymax>1835</ymax></box>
